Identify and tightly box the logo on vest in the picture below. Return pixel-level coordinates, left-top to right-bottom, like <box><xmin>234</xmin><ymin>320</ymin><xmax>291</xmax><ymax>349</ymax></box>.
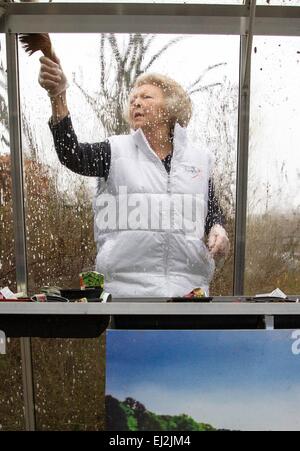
<box><xmin>182</xmin><ymin>165</ymin><xmax>201</xmax><ymax>179</ymax></box>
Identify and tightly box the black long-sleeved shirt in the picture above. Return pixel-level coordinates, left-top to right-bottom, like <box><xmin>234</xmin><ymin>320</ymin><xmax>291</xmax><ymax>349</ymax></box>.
<box><xmin>49</xmin><ymin>115</ymin><xmax>225</xmax><ymax>235</ymax></box>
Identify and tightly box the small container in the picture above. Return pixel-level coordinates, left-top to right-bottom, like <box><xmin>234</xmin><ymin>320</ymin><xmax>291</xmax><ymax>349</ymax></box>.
<box><xmin>79</xmin><ymin>271</ymin><xmax>104</xmax><ymax>290</ymax></box>
<box><xmin>31</xmin><ymin>293</ymin><xmax>47</xmax><ymax>302</ymax></box>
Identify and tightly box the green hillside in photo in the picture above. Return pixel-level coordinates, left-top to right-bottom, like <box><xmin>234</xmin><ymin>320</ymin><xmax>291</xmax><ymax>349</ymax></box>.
<box><xmin>105</xmin><ymin>395</ymin><xmax>217</xmax><ymax>431</ymax></box>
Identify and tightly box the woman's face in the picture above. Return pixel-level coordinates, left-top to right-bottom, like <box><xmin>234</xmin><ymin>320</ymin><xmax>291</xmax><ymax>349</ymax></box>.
<box><xmin>129</xmin><ymin>83</ymin><xmax>170</xmax><ymax>131</ymax></box>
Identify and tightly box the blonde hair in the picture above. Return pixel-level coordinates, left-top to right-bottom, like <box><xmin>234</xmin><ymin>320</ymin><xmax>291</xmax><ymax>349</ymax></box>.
<box><xmin>124</xmin><ymin>72</ymin><xmax>192</xmax><ymax>129</ymax></box>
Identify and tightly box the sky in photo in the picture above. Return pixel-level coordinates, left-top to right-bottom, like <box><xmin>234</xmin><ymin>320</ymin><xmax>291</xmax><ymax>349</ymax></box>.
<box><xmin>106</xmin><ymin>330</ymin><xmax>300</xmax><ymax>431</ymax></box>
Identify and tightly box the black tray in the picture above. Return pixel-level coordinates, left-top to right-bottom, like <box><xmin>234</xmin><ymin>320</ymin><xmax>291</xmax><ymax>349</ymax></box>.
<box><xmin>60</xmin><ymin>288</ymin><xmax>102</xmax><ymax>300</ymax></box>
<box><xmin>167</xmin><ymin>296</ymin><xmax>213</xmax><ymax>303</ymax></box>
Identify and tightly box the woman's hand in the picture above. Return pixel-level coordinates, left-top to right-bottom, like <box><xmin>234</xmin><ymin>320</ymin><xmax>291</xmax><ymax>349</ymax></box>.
<box><xmin>38</xmin><ymin>52</ymin><xmax>68</xmax><ymax>98</ymax></box>
<box><xmin>208</xmin><ymin>224</ymin><xmax>230</xmax><ymax>259</ymax></box>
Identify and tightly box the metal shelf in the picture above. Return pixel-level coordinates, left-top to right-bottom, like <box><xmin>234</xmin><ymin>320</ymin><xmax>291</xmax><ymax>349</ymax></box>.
<box><xmin>0</xmin><ymin>299</ymin><xmax>299</xmax><ymax>336</ymax></box>
<box><xmin>0</xmin><ymin>299</ymin><xmax>299</xmax><ymax>315</ymax></box>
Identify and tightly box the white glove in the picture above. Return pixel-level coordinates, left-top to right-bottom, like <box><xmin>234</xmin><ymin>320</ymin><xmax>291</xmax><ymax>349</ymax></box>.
<box><xmin>207</xmin><ymin>224</ymin><xmax>230</xmax><ymax>259</ymax></box>
<box><xmin>38</xmin><ymin>52</ymin><xmax>69</xmax><ymax>98</ymax></box>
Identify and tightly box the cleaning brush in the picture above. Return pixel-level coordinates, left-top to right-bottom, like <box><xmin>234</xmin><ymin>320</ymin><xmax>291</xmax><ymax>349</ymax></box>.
<box><xmin>19</xmin><ymin>33</ymin><xmax>54</xmax><ymax>60</ymax></box>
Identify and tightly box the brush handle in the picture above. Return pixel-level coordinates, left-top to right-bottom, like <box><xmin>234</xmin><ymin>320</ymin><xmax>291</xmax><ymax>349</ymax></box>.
<box><xmin>39</xmin><ymin>33</ymin><xmax>55</xmax><ymax>61</ymax></box>
<box><xmin>42</xmin><ymin>43</ymin><xmax>56</xmax><ymax>61</ymax></box>
<box><xmin>42</xmin><ymin>48</ymin><xmax>52</xmax><ymax>60</ymax></box>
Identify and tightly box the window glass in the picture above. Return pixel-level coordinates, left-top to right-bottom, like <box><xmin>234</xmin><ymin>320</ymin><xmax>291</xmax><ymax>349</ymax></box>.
<box><xmin>19</xmin><ymin>33</ymin><xmax>239</xmax><ymax>297</ymax></box>
<box><xmin>18</xmin><ymin>32</ymin><xmax>239</xmax><ymax>426</ymax></box>
<box><xmin>0</xmin><ymin>34</ymin><xmax>25</xmax><ymax>432</ymax></box>
<box><xmin>19</xmin><ymin>33</ymin><xmax>107</xmax><ymax>430</ymax></box>
<box><xmin>246</xmin><ymin>36</ymin><xmax>300</xmax><ymax>295</ymax></box>
<box><xmin>30</xmin><ymin>337</ymin><xmax>106</xmax><ymax>430</ymax></box>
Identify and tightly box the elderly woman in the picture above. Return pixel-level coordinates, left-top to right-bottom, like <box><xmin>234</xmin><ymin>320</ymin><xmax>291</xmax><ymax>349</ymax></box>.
<box><xmin>39</xmin><ymin>55</ymin><xmax>229</xmax><ymax>298</ymax></box>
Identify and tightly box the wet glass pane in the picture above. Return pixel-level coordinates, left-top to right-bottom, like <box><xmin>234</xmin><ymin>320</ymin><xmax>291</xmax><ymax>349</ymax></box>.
<box><xmin>18</xmin><ymin>31</ymin><xmax>238</xmax><ymax>426</ymax></box>
<box><xmin>19</xmin><ymin>32</ymin><xmax>238</xmax><ymax>302</ymax></box>
<box><xmin>0</xmin><ymin>34</ymin><xmax>25</xmax><ymax>431</ymax></box>
<box><xmin>0</xmin><ymin>41</ymin><xmax>14</xmax><ymax>292</ymax></box>
<box><xmin>19</xmin><ymin>32</ymin><xmax>107</xmax><ymax>431</ymax></box>
<box><xmin>31</xmin><ymin>336</ymin><xmax>106</xmax><ymax>430</ymax></box>
<box><xmin>246</xmin><ymin>37</ymin><xmax>300</xmax><ymax>296</ymax></box>
<box><xmin>0</xmin><ymin>338</ymin><xmax>25</xmax><ymax>431</ymax></box>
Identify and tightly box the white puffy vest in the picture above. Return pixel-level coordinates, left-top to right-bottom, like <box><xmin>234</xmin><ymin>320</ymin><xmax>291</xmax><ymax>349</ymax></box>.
<box><xmin>93</xmin><ymin>122</ymin><xmax>215</xmax><ymax>298</ymax></box>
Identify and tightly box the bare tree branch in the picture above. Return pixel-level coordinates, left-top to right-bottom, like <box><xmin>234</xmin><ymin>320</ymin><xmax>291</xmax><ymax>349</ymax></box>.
<box><xmin>108</xmin><ymin>33</ymin><xmax>122</xmax><ymax>67</ymax></box>
<box><xmin>187</xmin><ymin>63</ymin><xmax>227</xmax><ymax>91</ymax></box>
<box><xmin>76</xmin><ymin>34</ymin><xmax>227</xmax><ymax>139</ymax></box>
<box><xmin>73</xmin><ymin>77</ymin><xmax>102</xmax><ymax>120</ymax></box>
<box><xmin>123</xmin><ymin>34</ymin><xmax>135</xmax><ymax>67</ymax></box>
<box><xmin>143</xmin><ymin>35</ymin><xmax>156</xmax><ymax>53</ymax></box>
<box><xmin>129</xmin><ymin>33</ymin><xmax>144</xmax><ymax>77</ymax></box>
<box><xmin>21</xmin><ymin>109</ymin><xmax>38</xmax><ymax>160</ymax></box>
<box><xmin>100</xmin><ymin>34</ymin><xmax>105</xmax><ymax>91</ymax></box>
<box><xmin>188</xmin><ymin>82</ymin><xmax>223</xmax><ymax>95</ymax></box>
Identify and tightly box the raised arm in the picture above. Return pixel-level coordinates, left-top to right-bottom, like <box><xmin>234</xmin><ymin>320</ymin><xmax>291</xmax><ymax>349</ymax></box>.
<box><xmin>50</xmin><ymin>91</ymin><xmax>69</xmax><ymax>125</ymax></box>
<box><xmin>49</xmin><ymin>114</ymin><xmax>111</xmax><ymax>178</ymax></box>
<box><xmin>39</xmin><ymin>53</ymin><xmax>111</xmax><ymax>178</ymax></box>
<box><xmin>38</xmin><ymin>53</ymin><xmax>69</xmax><ymax>123</ymax></box>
